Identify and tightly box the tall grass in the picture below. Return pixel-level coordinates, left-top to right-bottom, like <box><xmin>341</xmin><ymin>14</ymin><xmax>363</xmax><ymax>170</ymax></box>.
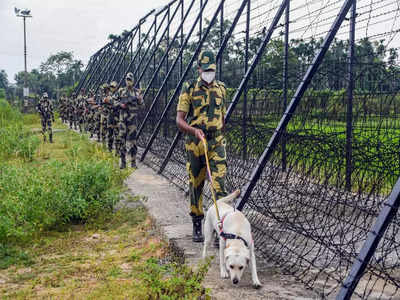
<box><xmin>0</xmin><ymin>98</ymin><xmax>129</xmax><ymax>248</ymax></box>
<box><xmin>0</xmin><ymin>158</ymin><xmax>123</xmax><ymax>244</ymax></box>
<box><xmin>0</xmin><ymin>99</ymin><xmax>40</xmax><ymax>162</ymax></box>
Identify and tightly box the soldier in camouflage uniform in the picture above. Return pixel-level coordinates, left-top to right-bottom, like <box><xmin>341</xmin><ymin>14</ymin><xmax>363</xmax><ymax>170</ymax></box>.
<box><xmin>59</xmin><ymin>94</ymin><xmax>66</xmax><ymax>123</ymax></box>
<box><xmin>99</xmin><ymin>84</ymin><xmax>109</xmax><ymax>145</ymax></box>
<box><xmin>114</xmin><ymin>72</ymin><xmax>144</xmax><ymax>169</ymax></box>
<box><xmin>68</xmin><ymin>93</ymin><xmax>77</xmax><ymax>129</ymax></box>
<box><xmin>36</xmin><ymin>92</ymin><xmax>55</xmax><ymax>143</ymax></box>
<box><xmin>76</xmin><ymin>91</ymin><xmax>85</xmax><ymax>132</ymax></box>
<box><xmin>176</xmin><ymin>50</ymin><xmax>228</xmax><ymax>242</ymax></box>
<box><xmin>93</xmin><ymin>97</ymin><xmax>102</xmax><ymax>142</ymax></box>
<box><xmin>103</xmin><ymin>81</ymin><xmax>120</xmax><ymax>152</ymax></box>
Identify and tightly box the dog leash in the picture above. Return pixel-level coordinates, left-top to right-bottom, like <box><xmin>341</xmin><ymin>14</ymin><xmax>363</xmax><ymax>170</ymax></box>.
<box><xmin>200</xmin><ymin>137</ymin><xmax>222</xmax><ymax>228</ymax></box>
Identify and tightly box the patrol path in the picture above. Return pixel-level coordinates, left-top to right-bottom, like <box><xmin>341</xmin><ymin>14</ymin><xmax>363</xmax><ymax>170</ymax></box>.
<box><xmin>124</xmin><ymin>160</ymin><xmax>317</xmax><ymax>299</ymax></box>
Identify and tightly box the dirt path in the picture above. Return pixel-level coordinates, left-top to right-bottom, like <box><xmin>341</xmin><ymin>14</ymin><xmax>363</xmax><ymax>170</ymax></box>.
<box><xmin>125</xmin><ymin>162</ymin><xmax>319</xmax><ymax>300</ymax></box>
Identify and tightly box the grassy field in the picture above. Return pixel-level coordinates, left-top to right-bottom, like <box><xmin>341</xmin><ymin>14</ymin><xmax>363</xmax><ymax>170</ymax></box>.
<box><xmin>225</xmin><ymin>115</ymin><xmax>400</xmax><ymax>194</ymax></box>
<box><xmin>0</xmin><ymin>99</ymin><xmax>210</xmax><ymax>299</ymax></box>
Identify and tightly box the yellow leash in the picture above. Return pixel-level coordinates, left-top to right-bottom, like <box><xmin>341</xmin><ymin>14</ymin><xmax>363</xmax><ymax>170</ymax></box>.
<box><xmin>200</xmin><ymin>137</ymin><xmax>222</xmax><ymax>224</ymax></box>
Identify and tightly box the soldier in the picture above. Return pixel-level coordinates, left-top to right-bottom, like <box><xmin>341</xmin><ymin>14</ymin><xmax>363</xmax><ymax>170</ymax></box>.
<box><xmin>176</xmin><ymin>50</ymin><xmax>228</xmax><ymax>243</ymax></box>
<box><xmin>68</xmin><ymin>93</ymin><xmax>76</xmax><ymax>129</ymax></box>
<box><xmin>59</xmin><ymin>94</ymin><xmax>66</xmax><ymax>123</ymax></box>
<box><xmin>114</xmin><ymin>72</ymin><xmax>144</xmax><ymax>169</ymax></box>
<box><xmin>76</xmin><ymin>91</ymin><xmax>85</xmax><ymax>132</ymax></box>
<box><xmin>99</xmin><ymin>84</ymin><xmax>109</xmax><ymax>144</ymax></box>
<box><xmin>103</xmin><ymin>81</ymin><xmax>119</xmax><ymax>152</ymax></box>
<box><xmin>36</xmin><ymin>92</ymin><xmax>55</xmax><ymax>143</ymax></box>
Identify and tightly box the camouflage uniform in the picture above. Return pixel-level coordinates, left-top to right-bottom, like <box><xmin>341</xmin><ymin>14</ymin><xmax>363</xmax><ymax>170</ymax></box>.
<box><xmin>93</xmin><ymin>102</ymin><xmax>101</xmax><ymax>142</ymax></box>
<box><xmin>59</xmin><ymin>95</ymin><xmax>66</xmax><ymax>123</ymax></box>
<box><xmin>177</xmin><ymin>50</ymin><xmax>228</xmax><ymax>242</ymax></box>
<box><xmin>76</xmin><ymin>94</ymin><xmax>85</xmax><ymax>132</ymax></box>
<box><xmin>99</xmin><ymin>85</ymin><xmax>109</xmax><ymax>144</ymax></box>
<box><xmin>36</xmin><ymin>93</ymin><xmax>55</xmax><ymax>143</ymax></box>
<box><xmin>178</xmin><ymin>77</ymin><xmax>228</xmax><ymax>217</ymax></box>
<box><xmin>117</xmin><ymin>86</ymin><xmax>143</xmax><ymax>167</ymax></box>
<box><xmin>104</xmin><ymin>82</ymin><xmax>120</xmax><ymax>152</ymax></box>
<box><xmin>68</xmin><ymin>95</ymin><xmax>76</xmax><ymax>129</ymax></box>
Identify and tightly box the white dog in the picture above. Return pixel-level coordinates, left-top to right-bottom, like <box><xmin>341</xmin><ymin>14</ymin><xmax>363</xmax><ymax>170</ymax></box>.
<box><xmin>202</xmin><ymin>189</ymin><xmax>262</xmax><ymax>288</ymax></box>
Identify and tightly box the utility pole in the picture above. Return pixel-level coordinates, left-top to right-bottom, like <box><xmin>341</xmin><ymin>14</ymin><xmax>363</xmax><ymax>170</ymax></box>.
<box><xmin>15</xmin><ymin>7</ymin><xmax>32</xmax><ymax>106</ymax></box>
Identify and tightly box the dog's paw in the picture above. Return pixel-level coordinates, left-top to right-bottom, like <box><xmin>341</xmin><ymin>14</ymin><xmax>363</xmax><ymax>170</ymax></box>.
<box><xmin>220</xmin><ymin>270</ymin><xmax>229</xmax><ymax>279</ymax></box>
<box><xmin>252</xmin><ymin>282</ymin><xmax>262</xmax><ymax>289</ymax></box>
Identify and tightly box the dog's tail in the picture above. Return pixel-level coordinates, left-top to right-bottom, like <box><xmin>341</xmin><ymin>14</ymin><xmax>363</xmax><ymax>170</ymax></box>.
<box><xmin>217</xmin><ymin>189</ymin><xmax>240</xmax><ymax>204</ymax></box>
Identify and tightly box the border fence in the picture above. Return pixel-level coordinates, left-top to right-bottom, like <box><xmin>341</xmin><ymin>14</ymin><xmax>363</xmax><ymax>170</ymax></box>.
<box><xmin>74</xmin><ymin>0</ymin><xmax>400</xmax><ymax>298</ymax></box>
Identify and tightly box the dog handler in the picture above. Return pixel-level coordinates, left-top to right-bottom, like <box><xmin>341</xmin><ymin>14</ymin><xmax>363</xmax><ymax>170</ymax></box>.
<box><xmin>176</xmin><ymin>50</ymin><xmax>228</xmax><ymax>243</ymax></box>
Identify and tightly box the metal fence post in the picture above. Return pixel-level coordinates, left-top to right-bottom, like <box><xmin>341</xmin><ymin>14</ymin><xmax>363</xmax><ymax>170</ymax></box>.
<box><xmin>345</xmin><ymin>0</ymin><xmax>356</xmax><ymax>191</ymax></box>
<box><xmin>282</xmin><ymin>0</ymin><xmax>290</xmax><ymax>170</ymax></box>
<box><xmin>337</xmin><ymin>175</ymin><xmax>400</xmax><ymax>299</ymax></box>
<box><xmin>219</xmin><ymin>1</ymin><xmax>224</xmax><ymax>81</ymax></box>
<box><xmin>242</xmin><ymin>0</ymin><xmax>250</xmax><ymax>160</ymax></box>
<box><xmin>236</xmin><ymin>0</ymin><xmax>356</xmax><ymax>211</ymax></box>
<box><xmin>180</xmin><ymin>0</ymin><xmax>184</xmax><ymax>77</ymax></box>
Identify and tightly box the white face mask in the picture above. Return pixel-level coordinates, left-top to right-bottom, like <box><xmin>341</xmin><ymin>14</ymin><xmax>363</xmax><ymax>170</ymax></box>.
<box><xmin>201</xmin><ymin>71</ymin><xmax>216</xmax><ymax>84</ymax></box>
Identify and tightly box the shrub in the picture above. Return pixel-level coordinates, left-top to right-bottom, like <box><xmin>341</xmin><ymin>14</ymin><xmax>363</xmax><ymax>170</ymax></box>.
<box><xmin>0</xmin><ymin>124</ymin><xmax>40</xmax><ymax>161</ymax></box>
<box><xmin>0</xmin><ymin>98</ymin><xmax>21</xmax><ymax>127</ymax></box>
<box><xmin>132</xmin><ymin>257</ymin><xmax>211</xmax><ymax>299</ymax></box>
<box><xmin>0</xmin><ymin>158</ymin><xmax>126</xmax><ymax>244</ymax></box>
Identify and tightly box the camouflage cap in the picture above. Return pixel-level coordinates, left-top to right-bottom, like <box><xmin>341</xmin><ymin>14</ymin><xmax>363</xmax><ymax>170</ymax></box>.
<box><xmin>198</xmin><ymin>50</ymin><xmax>216</xmax><ymax>71</ymax></box>
<box><xmin>110</xmin><ymin>81</ymin><xmax>118</xmax><ymax>89</ymax></box>
<box><xmin>43</xmin><ymin>92</ymin><xmax>48</xmax><ymax>98</ymax></box>
<box><xmin>126</xmin><ymin>72</ymin><xmax>134</xmax><ymax>81</ymax></box>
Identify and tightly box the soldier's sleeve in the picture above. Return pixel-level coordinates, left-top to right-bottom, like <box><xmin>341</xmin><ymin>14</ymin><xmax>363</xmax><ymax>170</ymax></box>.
<box><xmin>177</xmin><ymin>81</ymin><xmax>192</xmax><ymax>113</ymax></box>
<box><xmin>112</xmin><ymin>90</ymin><xmax>121</xmax><ymax>107</ymax></box>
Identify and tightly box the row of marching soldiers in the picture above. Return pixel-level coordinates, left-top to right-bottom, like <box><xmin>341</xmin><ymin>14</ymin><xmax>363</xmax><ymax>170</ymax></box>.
<box><xmin>58</xmin><ymin>72</ymin><xmax>144</xmax><ymax>169</ymax></box>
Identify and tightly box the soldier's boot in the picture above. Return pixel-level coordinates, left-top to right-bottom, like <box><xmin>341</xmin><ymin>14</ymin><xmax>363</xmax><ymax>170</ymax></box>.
<box><xmin>120</xmin><ymin>155</ymin><xmax>126</xmax><ymax>169</ymax></box>
<box><xmin>90</xmin><ymin>133</ymin><xmax>93</xmax><ymax>138</ymax></box>
<box><xmin>131</xmin><ymin>160</ymin><xmax>137</xmax><ymax>168</ymax></box>
<box><xmin>97</xmin><ymin>135</ymin><xmax>101</xmax><ymax>142</ymax></box>
<box><xmin>49</xmin><ymin>133</ymin><xmax>53</xmax><ymax>143</ymax></box>
<box><xmin>43</xmin><ymin>135</ymin><xmax>46</xmax><ymax>143</ymax></box>
<box><xmin>108</xmin><ymin>143</ymin><xmax>113</xmax><ymax>153</ymax></box>
<box><xmin>192</xmin><ymin>216</ymin><xmax>204</xmax><ymax>243</ymax></box>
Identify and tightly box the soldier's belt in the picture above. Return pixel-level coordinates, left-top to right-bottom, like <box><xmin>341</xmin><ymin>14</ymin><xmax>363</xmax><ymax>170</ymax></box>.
<box><xmin>204</xmin><ymin>130</ymin><xmax>222</xmax><ymax>139</ymax></box>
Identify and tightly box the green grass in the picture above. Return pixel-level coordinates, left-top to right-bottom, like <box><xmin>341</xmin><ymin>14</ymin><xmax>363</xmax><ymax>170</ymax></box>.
<box><xmin>226</xmin><ymin>115</ymin><xmax>400</xmax><ymax>194</ymax></box>
<box><xmin>0</xmin><ymin>207</ymin><xmax>211</xmax><ymax>299</ymax></box>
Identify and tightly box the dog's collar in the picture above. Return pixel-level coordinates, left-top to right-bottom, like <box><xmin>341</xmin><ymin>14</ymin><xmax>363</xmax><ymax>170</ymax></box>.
<box><xmin>219</xmin><ymin>212</ymin><xmax>249</xmax><ymax>248</ymax></box>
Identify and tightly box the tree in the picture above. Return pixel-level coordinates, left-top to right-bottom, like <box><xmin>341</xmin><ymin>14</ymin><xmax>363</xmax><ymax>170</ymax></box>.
<box><xmin>0</xmin><ymin>70</ymin><xmax>8</xmax><ymax>90</ymax></box>
<box><xmin>39</xmin><ymin>51</ymin><xmax>83</xmax><ymax>99</ymax></box>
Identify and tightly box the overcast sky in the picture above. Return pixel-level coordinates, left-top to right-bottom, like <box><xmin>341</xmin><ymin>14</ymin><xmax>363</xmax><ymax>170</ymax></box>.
<box><xmin>0</xmin><ymin>0</ymin><xmax>168</xmax><ymax>83</ymax></box>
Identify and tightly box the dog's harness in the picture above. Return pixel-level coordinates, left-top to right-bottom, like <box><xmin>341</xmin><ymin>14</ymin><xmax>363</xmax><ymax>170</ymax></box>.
<box><xmin>218</xmin><ymin>212</ymin><xmax>250</xmax><ymax>248</ymax></box>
